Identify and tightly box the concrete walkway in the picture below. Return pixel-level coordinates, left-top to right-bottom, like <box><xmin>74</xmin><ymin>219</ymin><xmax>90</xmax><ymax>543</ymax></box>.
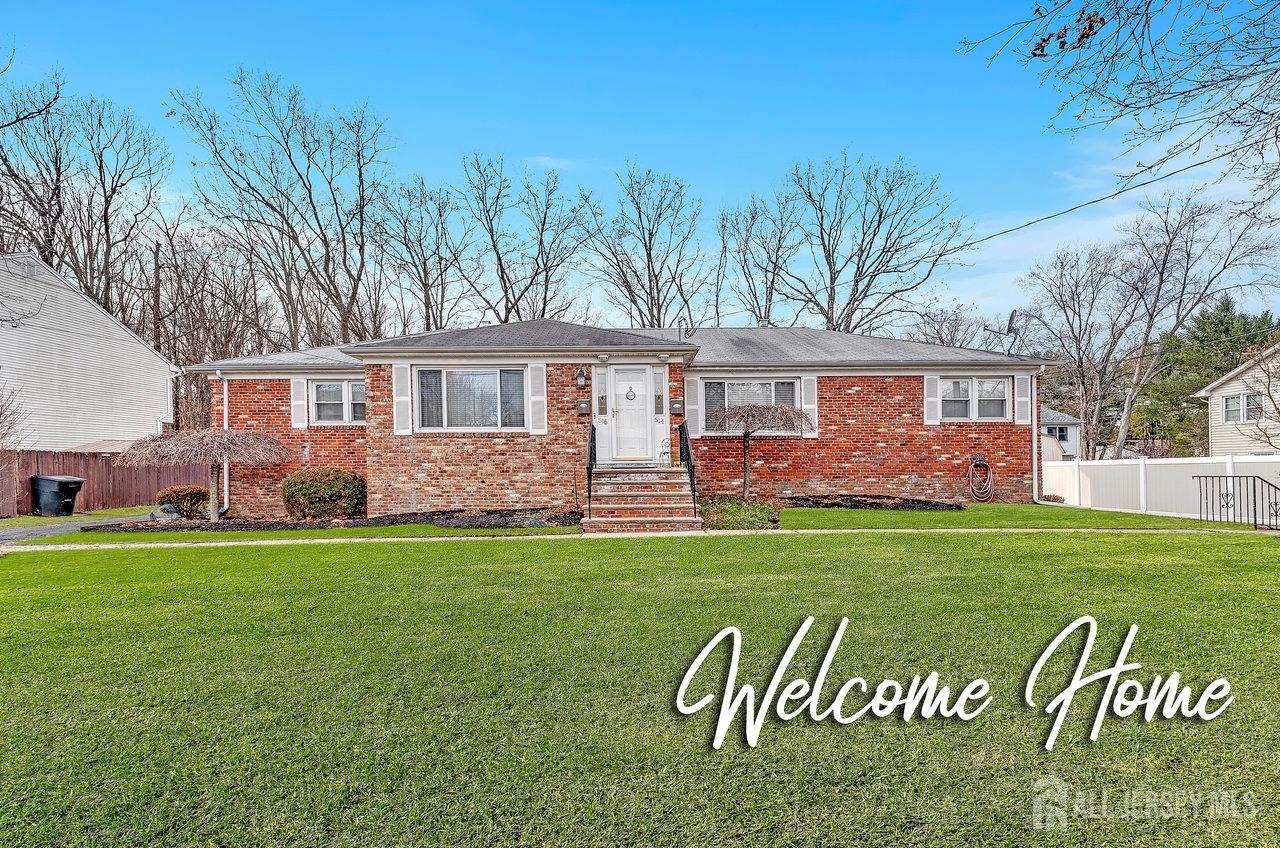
<box><xmin>0</xmin><ymin>525</ymin><xmax>1262</xmax><ymax>554</ymax></box>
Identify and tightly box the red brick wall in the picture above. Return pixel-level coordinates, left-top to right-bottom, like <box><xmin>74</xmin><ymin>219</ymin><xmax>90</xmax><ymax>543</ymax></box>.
<box><xmin>210</xmin><ymin>378</ymin><xmax>368</xmax><ymax>519</ymax></box>
<box><xmin>363</xmin><ymin>363</ymin><xmax>594</xmax><ymax>515</ymax></box>
<box><xmin>667</xmin><ymin>361</ymin><xmax>685</xmax><ymax>466</ymax></box>
<box><xmin>691</xmin><ymin>375</ymin><xmax>1034</xmax><ymax>503</ymax></box>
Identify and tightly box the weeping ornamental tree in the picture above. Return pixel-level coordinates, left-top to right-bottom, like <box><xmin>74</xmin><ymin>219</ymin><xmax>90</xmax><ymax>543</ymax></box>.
<box><xmin>705</xmin><ymin>404</ymin><xmax>812</xmax><ymax>500</ymax></box>
<box><xmin>120</xmin><ymin>429</ymin><xmax>292</xmax><ymax>521</ymax></box>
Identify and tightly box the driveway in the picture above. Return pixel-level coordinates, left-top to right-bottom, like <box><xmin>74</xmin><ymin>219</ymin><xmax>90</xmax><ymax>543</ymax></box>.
<box><xmin>0</xmin><ymin>515</ymin><xmax>144</xmax><ymax>544</ymax></box>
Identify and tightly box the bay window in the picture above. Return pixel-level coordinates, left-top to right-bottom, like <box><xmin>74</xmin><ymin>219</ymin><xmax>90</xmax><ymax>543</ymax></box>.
<box><xmin>703</xmin><ymin>379</ymin><xmax>800</xmax><ymax>433</ymax></box>
<box><xmin>417</xmin><ymin>367</ymin><xmax>526</xmax><ymax>430</ymax></box>
<box><xmin>941</xmin><ymin>377</ymin><xmax>1009</xmax><ymax>421</ymax></box>
<box><xmin>310</xmin><ymin>380</ymin><xmax>366</xmax><ymax>425</ymax></box>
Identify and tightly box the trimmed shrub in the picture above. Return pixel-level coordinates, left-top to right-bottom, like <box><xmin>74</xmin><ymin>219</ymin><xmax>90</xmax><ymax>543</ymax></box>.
<box><xmin>281</xmin><ymin>468</ymin><xmax>367</xmax><ymax>520</ymax></box>
<box><xmin>1041</xmin><ymin>493</ymin><xmax>1066</xmax><ymax>503</ymax></box>
<box><xmin>157</xmin><ymin>484</ymin><xmax>210</xmax><ymax>519</ymax></box>
<box><xmin>700</xmin><ymin>497</ymin><xmax>779</xmax><ymax>530</ymax></box>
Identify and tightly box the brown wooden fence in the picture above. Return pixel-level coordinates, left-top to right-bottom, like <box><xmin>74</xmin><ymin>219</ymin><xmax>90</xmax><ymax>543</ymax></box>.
<box><xmin>0</xmin><ymin>450</ymin><xmax>206</xmax><ymax>516</ymax></box>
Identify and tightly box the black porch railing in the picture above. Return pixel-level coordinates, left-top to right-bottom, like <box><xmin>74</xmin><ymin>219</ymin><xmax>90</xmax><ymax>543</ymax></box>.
<box><xmin>678</xmin><ymin>420</ymin><xmax>697</xmax><ymax>518</ymax></box>
<box><xmin>1193</xmin><ymin>475</ymin><xmax>1280</xmax><ymax>530</ymax></box>
<box><xmin>586</xmin><ymin>423</ymin><xmax>597</xmax><ymax>519</ymax></box>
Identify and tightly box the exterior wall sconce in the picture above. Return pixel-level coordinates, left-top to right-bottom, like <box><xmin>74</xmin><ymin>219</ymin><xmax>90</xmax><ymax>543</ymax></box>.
<box><xmin>596</xmin><ymin>353</ymin><xmax>609</xmax><ymax>362</ymax></box>
<box><xmin>575</xmin><ymin>368</ymin><xmax>587</xmax><ymax>388</ymax></box>
<box><xmin>658</xmin><ymin>353</ymin><xmax>670</xmax><ymax>362</ymax></box>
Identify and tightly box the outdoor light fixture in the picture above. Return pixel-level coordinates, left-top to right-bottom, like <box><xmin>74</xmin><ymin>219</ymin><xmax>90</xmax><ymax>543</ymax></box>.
<box><xmin>576</xmin><ymin>368</ymin><xmax>586</xmax><ymax>388</ymax></box>
<box><xmin>658</xmin><ymin>353</ymin><xmax>669</xmax><ymax>362</ymax></box>
<box><xmin>596</xmin><ymin>353</ymin><xmax>609</xmax><ymax>362</ymax></box>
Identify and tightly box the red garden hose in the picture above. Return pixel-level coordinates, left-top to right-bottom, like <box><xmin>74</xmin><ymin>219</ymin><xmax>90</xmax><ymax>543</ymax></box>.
<box><xmin>967</xmin><ymin>454</ymin><xmax>995</xmax><ymax>503</ymax></box>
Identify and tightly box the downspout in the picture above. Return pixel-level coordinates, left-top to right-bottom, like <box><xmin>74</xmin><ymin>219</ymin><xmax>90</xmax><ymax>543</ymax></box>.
<box><xmin>217</xmin><ymin>369</ymin><xmax>230</xmax><ymax>516</ymax></box>
<box><xmin>1029</xmin><ymin>366</ymin><xmax>1058</xmax><ymax>506</ymax></box>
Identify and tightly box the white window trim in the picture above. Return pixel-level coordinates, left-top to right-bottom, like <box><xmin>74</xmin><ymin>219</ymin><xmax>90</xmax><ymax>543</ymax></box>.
<box><xmin>940</xmin><ymin>377</ymin><xmax>1012</xmax><ymax>422</ymax></box>
<box><xmin>700</xmin><ymin>377</ymin><xmax>803</xmax><ymax>435</ymax></box>
<box><xmin>309</xmin><ymin>379</ymin><xmax>366</xmax><ymax>426</ymax></box>
<box><xmin>1223</xmin><ymin>391</ymin><xmax>1264</xmax><ymax>423</ymax></box>
<box><xmin>413</xmin><ymin>365</ymin><xmax>530</xmax><ymax>433</ymax></box>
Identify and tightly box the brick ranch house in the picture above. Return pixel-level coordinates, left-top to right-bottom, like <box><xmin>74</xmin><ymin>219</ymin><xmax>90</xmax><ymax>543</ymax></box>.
<box><xmin>189</xmin><ymin>319</ymin><xmax>1050</xmax><ymax>532</ymax></box>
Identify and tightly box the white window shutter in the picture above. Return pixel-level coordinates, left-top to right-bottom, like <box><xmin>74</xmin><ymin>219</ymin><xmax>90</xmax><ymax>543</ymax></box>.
<box><xmin>290</xmin><ymin>379</ymin><xmax>308</xmax><ymax>428</ymax></box>
<box><xmin>529</xmin><ymin>363</ymin><xmax>548</xmax><ymax>434</ymax></box>
<box><xmin>801</xmin><ymin>376</ymin><xmax>819</xmax><ymax>438</ymax></box>
<box><xmin>392</xmin><ymin>365</ymin><xmax>412</xmax><ymax>435</ymax></box>
<box><xmin>1014</xmin><ymin>375</ymin><xmax>1032</xmax><ymax>424</ymax></box>
<box><xmin>923</xmin><ymin>375</ymin><xmax>941</xmax><ymax>425</ymax></box>
<box><xmin>683</xmin><ymin>376</ymin><xmax>700</xmax><ymax>436</ymax></box>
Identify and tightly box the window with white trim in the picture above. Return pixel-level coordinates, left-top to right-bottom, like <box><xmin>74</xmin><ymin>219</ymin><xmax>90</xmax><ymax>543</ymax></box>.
<box><xmin>702</xmin><ymin>379</ymin><xmax>800</xmax><ymax>433</ymax></box>
<box><xmin>1224</xmin><ymin>391</ymin><xmax>1265</xmax><ymax>423</ymax></box>
<box><xmin>416</xmin><ymin>367</ymin><xmax>526</xmax><ymax>430</ymax></box>
<box><xmin>310</xmin><ymin>380</ymin><xmax>366</xmax><ymax>424</ymax></box>
<box><xmin>1045</xmin><ymin>425</ymin><xmax>1069</xmax><ymax>442</ymax></box>
<box><xmin>940</xmin><ymin>377</ymin><xmax>1009</xmax><ymax>421</ymax></box>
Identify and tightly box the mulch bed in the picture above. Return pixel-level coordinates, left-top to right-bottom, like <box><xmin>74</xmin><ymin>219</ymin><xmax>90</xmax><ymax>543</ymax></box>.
<box><xmin>83</xmin><ymin>508</ymin><xmax>583</xmax><ymax>533</ymax></box>
<box><xmin>783</xmin><ymin>494</ymin><xmax>963</xmax><ymax>511</ymax></box>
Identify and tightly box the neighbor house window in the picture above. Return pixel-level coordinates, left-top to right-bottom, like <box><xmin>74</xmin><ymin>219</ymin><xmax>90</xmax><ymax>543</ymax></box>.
<box><xmin>310</xmin><ymin>380</ymin><xmax>366</xmax><ymax>425</ymax></box>
<box><xmin>1045</xmin><ymin>425</ymin><xmax>1068</xmax><ymax>442</ymax></box>
<box><xmin>416</xmin><ymin>367</ymin><xmax>526</xmax><ymax>430</ymax></box>
<box><xmin>702</xmin><ymin>379</ymin><xmax>800</xmax><ymax>433</ymax></box>
<box><xmin>941</xmin><ymin>377</ymin><xmax>1009</xmax><ymax>421</ymax></box>
<box><xmin>1223</xmin><ymin>392</ymin><xmax>1264</xmax><ymax>423</ymax></box>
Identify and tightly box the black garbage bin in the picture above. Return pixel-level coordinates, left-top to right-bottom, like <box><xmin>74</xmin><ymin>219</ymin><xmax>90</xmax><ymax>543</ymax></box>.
<box><xmin>31</xmin><ymin>475</ymin><xmax>85</xmax><ymax>517</ymax></box>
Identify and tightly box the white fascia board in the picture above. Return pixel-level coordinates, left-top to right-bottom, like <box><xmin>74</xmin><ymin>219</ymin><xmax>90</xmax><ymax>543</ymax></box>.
<box><xmin>683</xmin><ymin>365</ymin><xmax>1044</xmax><ymax>377</ymax></box>
<box><xmin>207</xmin><ymin>369</ymin><xmax>366</xmax><ymax>381</ymax></box>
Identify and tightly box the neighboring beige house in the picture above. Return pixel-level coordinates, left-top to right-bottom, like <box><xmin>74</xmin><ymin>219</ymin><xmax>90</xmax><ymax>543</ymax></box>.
<box><xmin>0</xmin><ymin>253</ymin><xmax>177</xmax><ymax>450</ymax></box>
<box><xmin>1192</xmin><ymin>342</ymin><xmax>1280</xmax><ymax>456</ymax></box>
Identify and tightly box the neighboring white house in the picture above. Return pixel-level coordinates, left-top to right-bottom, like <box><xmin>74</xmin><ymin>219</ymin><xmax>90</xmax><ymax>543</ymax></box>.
<box><xmin>0</xmin><ymin>253</ymin><xmax>176</xmax><ymax>450</ymax></box>
<box><xmin>1192</xmin><ymin>342</ymin><xmax>1280</xmax><ymax>456</ymax></box>
<box><xmin>1040</xmin><ymin>406</ymin><xmax>1081</xmax><ymax>460</ymax></box>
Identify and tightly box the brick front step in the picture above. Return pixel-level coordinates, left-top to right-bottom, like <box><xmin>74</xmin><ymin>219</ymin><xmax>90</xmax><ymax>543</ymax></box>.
<box><xmin>589</xmin><ymin>504</ymin><xmax>701</xmax><ymax>519</ymax></box>
<box><xmin>581</xmin><ymin>517</ymin><xmax>705</xmax><ymax>533</ymax></box>
<box><xmin>593</xmin><ymin>483</ymin><xmax>692</xmax><ymax>495</ymax></box>
<box><xmin>589</xmin><ymin>491</ymin><xmax>695</xmax><ymax>505</ymax></box>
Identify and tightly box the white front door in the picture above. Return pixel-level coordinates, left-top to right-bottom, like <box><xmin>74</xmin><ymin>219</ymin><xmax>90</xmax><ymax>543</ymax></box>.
<box><xmin>611</xmin><ymin>366</ymin><xmax>652</xmax><ymax>460</ymax></box>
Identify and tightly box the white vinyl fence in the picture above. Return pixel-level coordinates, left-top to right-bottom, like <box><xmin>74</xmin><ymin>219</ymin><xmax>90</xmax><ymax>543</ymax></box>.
<box><xmin>1043</xmin><ymin>455</ymin><xmax>1280</xmax><ymax>519</ymax></box>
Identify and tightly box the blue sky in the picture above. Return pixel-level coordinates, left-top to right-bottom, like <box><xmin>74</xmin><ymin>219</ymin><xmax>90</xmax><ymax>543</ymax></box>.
<box><xmin>3</xmin><ymin>1</ymin><xmax>1226</xmax><ymax>319</ymax></box>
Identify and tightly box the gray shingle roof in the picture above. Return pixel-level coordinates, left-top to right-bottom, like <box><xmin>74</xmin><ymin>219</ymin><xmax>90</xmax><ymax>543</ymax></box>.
<box><xmin>187</xmin><ymin>320</ymin><xmax>1049</xmax><ymax>372</ymax></box>
<box><xmin>186</xmin><ymin>345</ymin><xmax>361</xmax><ymax>373</ymax></box>
<box><xmin>344</xmin><ymin>319</ymin><xmax>695</xmax><ymax>353</ymax></box>
<box><xmin>1040</xmin><ymin>407</ymin><xmax>1082</xmax><ymax>425</ymax></box>
<box><xmin>630</xmin><ymin>327</ymin><xmax>1048</xmax><ymax>368</ymax></box>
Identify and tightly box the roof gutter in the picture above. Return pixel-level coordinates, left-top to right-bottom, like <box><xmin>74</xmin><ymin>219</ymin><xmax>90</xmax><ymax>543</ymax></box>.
<box><xmin>339</xmin><ymin>344</ymin><xmax>697</xmax><ymax>357</ymax></box>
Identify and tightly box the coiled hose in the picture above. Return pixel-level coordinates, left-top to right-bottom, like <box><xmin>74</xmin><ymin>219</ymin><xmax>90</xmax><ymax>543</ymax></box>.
<box><xmin>967</xmin><ymin>454</ymin><xmax>995</xmax><ymax>503</ymax></box>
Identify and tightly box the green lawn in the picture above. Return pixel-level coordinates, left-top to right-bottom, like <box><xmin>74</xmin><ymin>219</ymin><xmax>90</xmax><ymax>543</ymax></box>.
<box><xmin>0</xmin><ymin>505</ymin><xmax>154</xmax><ymax>530</ymax></box>
<box><xmin>782</xmin><ymin>502</ymin><xmax>1228</xmax><ymax>530</ymax></box>
<box><xmin>18</xmin><ymin>504</ymin><xmax>1227</xmax><ymax>546</ymax></box>
<box><xmin>20</xmin><ymin>521</ymin><xmax>580</xmax><ymax>545</ymax></box>
<box><xmin>0</xmin><ymin>529</ymin><xmax>1276</xmax><ymax>845</ymax></box>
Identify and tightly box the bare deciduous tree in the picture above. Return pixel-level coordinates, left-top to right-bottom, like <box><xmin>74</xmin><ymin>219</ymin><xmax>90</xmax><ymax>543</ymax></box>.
<box><xmin>587</xmin><ymin>165</ymin><xmax>707</xmax><ymax>328</ymax></box>
<box><xmin>1022</xmin><ymin>245</ymin><xmax>1140</xmax><ymax>459</ymax></box>
<box><xmin>1107</xmin><ymin>194</ymin><xmax>1279</xmax><ymax>456</ymax></box>
<box><xmin>719</xmin><ymin>194</ymin><xmax>800</xmax><ymax>326</ymax></box>
<box><xmin>382</xmin><ymin>176</ymin><xmax>469</xmax><ymax>332</ymax></box>
<box><xmin>779</xmin><ymin>154</ymin><xmax>966</xmax><ymax>334</ymax></box>
<box><xmin>61</xmin><ymin>98</ymin><xmax>167</xmax><ymax>314</ymax></box>
<box><xmin>456</xmin><ymin>155</ymin><xmax>589</xmax><ymax>323</ymax></box>
<box><xmin>176</xmin><ymin>69</ymin><xmax>388</xmax><ymax>344</ymax></box>
<box><xmin>705</xmin><ymin>404</ymin><xmax>812</xmax><ymax>499</ymax></box>
<box><xmin>968</xmin><ymin>2</ymin><xmax>1280</xmax><ymax>201</ymax></box>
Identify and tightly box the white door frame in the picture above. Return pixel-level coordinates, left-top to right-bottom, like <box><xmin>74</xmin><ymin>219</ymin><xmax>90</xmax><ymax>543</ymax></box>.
<box><xmin>609</xmin><ymin>364</ymin><xmax>654</xmax><ymax>462</ymax></box>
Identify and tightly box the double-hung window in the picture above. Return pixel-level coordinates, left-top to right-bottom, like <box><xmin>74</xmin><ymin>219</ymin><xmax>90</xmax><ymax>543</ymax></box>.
<box><xmin>1045</xmin><ymin>425</ymin><xmax>1068</xmax><ymax>442</ymax></box>
<box><xmin>310</xmin><ymin>380</ymin><xmax>366</xmax><ymax>424</ymax></box>
<box><xmin>1224</xmin><ymin>392</ymin><xmax>1265</xmax><ymax>423</ymax></box>
<box><xmin>940</xmin><ymin>377</ymin><xmax>1009</xmax><ymax>421</ymax></box>
<box><xmin>703</xmin><ymin>379</ymin><xmax>799</xmax><ymax>433</ymax></box>
<box><xmin>417</xmin><ymin>367</ymin><xmax>526</xmax><ymax>430</ymax></box>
